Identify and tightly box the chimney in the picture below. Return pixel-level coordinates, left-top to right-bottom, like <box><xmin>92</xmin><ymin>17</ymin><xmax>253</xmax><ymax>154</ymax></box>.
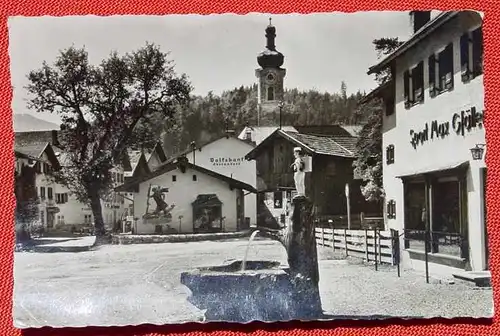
<box><xmin>410</xmin><ymin>11</ymin><xmax>431</xmax><ymax>34</ymax></box>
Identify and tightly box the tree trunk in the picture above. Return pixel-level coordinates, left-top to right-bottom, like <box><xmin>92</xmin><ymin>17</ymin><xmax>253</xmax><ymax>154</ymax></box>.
<box><xmin>256</xmin><ymin>196</ymin><xmax>322</xmax><ymax>318</ymax></box>
<box><xmin>89</xmin><ymin>191</ymin><xmax>109</xmax><ymax>245</ymax></box>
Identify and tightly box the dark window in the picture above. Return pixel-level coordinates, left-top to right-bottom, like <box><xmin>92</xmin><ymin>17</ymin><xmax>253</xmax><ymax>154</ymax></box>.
<box><xmin>404</xmin><ymin>62</ymin><xmax>424</xmax><ymax>108</ymax></box>
<box><xmin>172</xmin><ymin>175</ymin><xmax>177</xmax><ymax>182</ymax></box>
<box><xmin>40</xmin><ymin>187</ymin><xmax>46</xmax><ymax>199</ymax></box>
<box><xmin>267</xmin><ymin>86</ymin><xmax>274</xmax><ymax>101</ymax></box>
<box><xmin>438</xmin><ymin>43</ymin><xmax>454</xmax><ymax>91</ymax></box>
<box><xmin>472</xmin><ymin>27</ymin><xmax>483</xmax><ymax>77</ymax></box>
<box><xmin>461</xmin><ymin>27</ymin><xmax>483</xmax><ymax>81</ymax></box>
<box><xmin>385</xmin><ymin>94</ymin><xmax>395</xmax><ymax>116</ymax></box>
<box><xmin>387</xmin><ymin>200</ymin><xmax>396</xmax><ymax>219</ymax></box>
<box><xmin>386</xmin><ymin>145</ymin><xmax>395</xmax><ymax>165</ymax></box>
<box><xmin>48</xmin><ymin>187</ymin><xmax>53</xmax><ymax>200</ymax></box>
<box><xmin>193</xmin><ymin>175</ymin><xmax>197</xmax><ymax>181</ymax></box>
<box><xmin>274</xmin><ymin>191</ymin><xmax>283</xmax><ymax>209</ymax></box>
<box><xmin>412</xmin><ymin>61</ymin><xmax>424</xmax><ymax>103</ymax></box>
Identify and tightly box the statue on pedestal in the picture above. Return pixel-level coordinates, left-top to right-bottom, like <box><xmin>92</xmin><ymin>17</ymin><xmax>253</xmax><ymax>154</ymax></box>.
<box><xmin>291</xmin><ymin>147</ymin><xmax>306</xmax><ymax>198</ymax></box>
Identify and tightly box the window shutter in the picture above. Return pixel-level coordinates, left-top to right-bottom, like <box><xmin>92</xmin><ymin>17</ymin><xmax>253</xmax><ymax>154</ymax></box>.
<box><xmin>460</xmin><ymin>33</ymin><xmax>470</xmax><ymax>81</ymax></box>
<box><xmin>472</xmin><ymin>26</ymin><xmax>483</xmax><ymax>76</ymax></box>
<box><xmin>429</xmin><ymin>54</ymin><xmax>436</xmax><ymax>97</ymax></box>
<box><xmin>403</xmin><ymin>70</ymin><xmax>410</xmax><ymax>106</ymax></box>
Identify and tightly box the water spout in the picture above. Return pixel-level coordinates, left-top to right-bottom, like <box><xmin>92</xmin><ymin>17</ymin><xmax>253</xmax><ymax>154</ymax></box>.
<box><xmin>241</xmin><ymin>230</ymin><xmax>260</xmax><ymax>271</ymax></box>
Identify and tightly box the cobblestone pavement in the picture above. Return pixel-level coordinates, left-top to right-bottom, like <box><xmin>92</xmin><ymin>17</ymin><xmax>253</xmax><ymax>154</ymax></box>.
<box><xmin>13</xmin><ymin>238</ymin><xmax>493</xmax><ymax>328</ymax></box>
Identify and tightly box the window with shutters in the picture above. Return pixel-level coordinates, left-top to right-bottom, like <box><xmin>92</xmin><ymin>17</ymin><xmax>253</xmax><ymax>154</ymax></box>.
<box><xmin>429</xmin><ymin>43</ymin><xmax>454</xmax><ymax>97</ymax></box>
<box><xmin>403</xmin><ymin>61</ymin><xmax>424</xmax><ymax>108</ymax></box>
<box><xmin>461</xmin><ymin>26</ymin><xmax>483</xmax><ymax>82</ymax></box>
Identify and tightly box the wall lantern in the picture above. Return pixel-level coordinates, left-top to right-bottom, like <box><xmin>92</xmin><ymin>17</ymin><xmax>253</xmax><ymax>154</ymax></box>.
<box><xmin>470</xmin><ymin>144</ymin><xmax>486</xmax><ymax>161</ymax></box>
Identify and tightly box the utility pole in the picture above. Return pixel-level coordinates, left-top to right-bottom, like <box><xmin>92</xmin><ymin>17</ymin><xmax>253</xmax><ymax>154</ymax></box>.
<box><xmin>190</xmin><ymin>141</ymin><xmax>196</xmax><ymax>165</ymax></box>
<box><xmin>278</xmin><ymin>100</ymin><xmax>285</xmax><ymax>129</ymax></box>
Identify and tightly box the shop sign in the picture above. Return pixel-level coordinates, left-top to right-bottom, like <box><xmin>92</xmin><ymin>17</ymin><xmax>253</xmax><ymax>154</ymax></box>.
<box><xmin>409</xmin><ymin>107</ymin><xmax>484</xmax><ymax>149</ymax></box>
<box><xmin>210</xmin><ymin>156</ymin><xmax>245</xmax><ymax>166</ymax></box>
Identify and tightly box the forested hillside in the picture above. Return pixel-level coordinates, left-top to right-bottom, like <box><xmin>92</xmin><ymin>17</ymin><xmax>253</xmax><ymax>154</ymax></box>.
<box><xmin>148</xmin><ymin>81</ymin><xmax>368</xmax><ymax>157</ymax></box>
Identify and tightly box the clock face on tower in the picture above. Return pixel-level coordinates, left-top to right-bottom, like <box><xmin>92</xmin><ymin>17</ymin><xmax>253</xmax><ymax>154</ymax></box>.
<box><xmin>266</xmin><ymin>71</ymin><xmax>277</xmax><ymax>84</ymax></box>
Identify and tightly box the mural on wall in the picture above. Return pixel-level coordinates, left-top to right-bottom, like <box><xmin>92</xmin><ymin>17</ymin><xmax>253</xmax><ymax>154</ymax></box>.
<box><xmin>143</xmin><ymin>184</ymin><xmax>175</xmax><ymax>223</ymax></box>
<box><xmin>192</xmin><ymin>194</ymin><xmax>223</xmax><ymax>232</ymax></box>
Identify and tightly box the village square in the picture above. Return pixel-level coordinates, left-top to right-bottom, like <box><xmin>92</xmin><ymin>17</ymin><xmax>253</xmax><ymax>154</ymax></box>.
<box><xmin>12</xmin><ymin>11</ymin><xmax>492</xmax><ymax>328</ymax></box>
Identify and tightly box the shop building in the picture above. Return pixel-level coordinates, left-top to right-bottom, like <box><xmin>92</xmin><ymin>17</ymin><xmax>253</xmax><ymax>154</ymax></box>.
<box><xmin>366</xmin><ymin>11</ymin><xmax>486</xmax><ymax>274</ymax></box>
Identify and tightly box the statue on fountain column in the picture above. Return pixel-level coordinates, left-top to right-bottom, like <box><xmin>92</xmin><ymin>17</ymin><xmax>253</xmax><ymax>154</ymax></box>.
<box><xmin>291</xmin><ymin>147</ymin><xmax>306</xmax><ymax>198</ymax></box>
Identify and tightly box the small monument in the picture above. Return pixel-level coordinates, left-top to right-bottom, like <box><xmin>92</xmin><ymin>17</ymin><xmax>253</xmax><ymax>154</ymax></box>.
<box><xmin>291</xmin><ymin>147</ymin><xmax>306</xmax><ymax>198</ymax></box>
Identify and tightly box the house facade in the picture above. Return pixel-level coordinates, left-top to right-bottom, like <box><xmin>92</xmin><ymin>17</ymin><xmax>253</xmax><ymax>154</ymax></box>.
<box><xmin>182</xmin><ymin>133</ymin><xmax>257</xmax><ymax>227</ymax></box>
<box><xmin>115</xmin><ymin>157</ymin><xmax>256</xmax><ymax>234</ymax></box>
<box><xmin>14</xmin><ymin>140</ymin><xmax>128</xmax><ymax>233</ymax></box>
<box><xmin>245</xmin><ymin>126</ymin><xmax>381</xmax><ymax>228</ymax></box>
<box><xmin>367</xmin><ymin>11</ymin><xmax>486</xmax><ymax>274</ymax></box>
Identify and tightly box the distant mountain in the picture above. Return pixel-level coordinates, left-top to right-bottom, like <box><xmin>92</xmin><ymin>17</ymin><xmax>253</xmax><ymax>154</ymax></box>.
<box><xmin>13</xmin><ymin>114</ymin><xmax>60</xmax><ymax>132</ymax></box>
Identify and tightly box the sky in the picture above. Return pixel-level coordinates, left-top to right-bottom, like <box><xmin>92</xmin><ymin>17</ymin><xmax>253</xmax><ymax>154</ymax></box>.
<box><xmin>8</xmin><ymin>12</ymin><xmax>412</xmax><ymax>124</ymax></box>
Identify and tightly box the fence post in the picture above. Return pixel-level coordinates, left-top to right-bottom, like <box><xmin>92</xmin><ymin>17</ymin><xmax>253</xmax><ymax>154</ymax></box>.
<box><xmin>344</xmin><ymin>228</ymin><xmax>348</xmax><ymax>256</ymax></box>
<box><xmin>378</xmin><ymin>231</ymin><xmax>382</xmax><ymax>264</ymax></box>
<box><xmin>374</xmin><ymin>228</ymin><xmax>378</xmax><ymax>271</ymax></box>
<box><xmin>321</xmin><ymin>227</ymin><xmax>325</xmax><ymax>246</ymax></box>
<box><xmin>364</xmin><ymin>229</ymin><xmax>369</xmax><ymax>262</ymax></box>
<box><xmin>330</xmin><ymin>222</ymin><xmax>335</xmax><ymax>251</ymax></box>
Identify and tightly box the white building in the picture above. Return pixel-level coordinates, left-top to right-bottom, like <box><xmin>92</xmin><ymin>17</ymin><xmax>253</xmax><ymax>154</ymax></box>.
<box><xmin>115</xmin><ymin>157</ymin><xmax>256</xmax><ymax>234</ymax></box>
<box><xmin>366</xmin><ymin>11</ymin><xmax>486</xmax><ymax>276</ymax></box>
<box><xmin>14</xmin><ymin>141</ymin><xmax>128</xmax><ymax>232</ymax></box>
<box><xmin>181</xmin><ymin>132</ymin><xmax>257</xmax><ymax>227</ymax></box>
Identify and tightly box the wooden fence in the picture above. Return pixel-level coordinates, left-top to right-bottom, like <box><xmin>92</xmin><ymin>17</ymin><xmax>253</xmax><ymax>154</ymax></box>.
<box><xmin>315</xmin><ymin>227</ymin><xmax>396</xmax><ymax>265</ymax></box>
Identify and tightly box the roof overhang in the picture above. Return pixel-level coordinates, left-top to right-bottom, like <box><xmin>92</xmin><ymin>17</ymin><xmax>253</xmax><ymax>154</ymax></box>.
<box><xmin>395</xmin><ymin>160</ymin><xmax>469</xmax><ymax>179</ymax></box>
<box><xmin>367</xmin><ymin>11</ymin><xmax>459</xmax><ymax>75</ymax></box>
<box><xmin>359</xmin><ymin>80</ymin><xmax>393</xmax><ymax>105</ymax></box>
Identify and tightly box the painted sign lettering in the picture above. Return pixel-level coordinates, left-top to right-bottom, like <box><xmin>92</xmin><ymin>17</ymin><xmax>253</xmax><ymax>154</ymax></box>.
<box><xmin>210</xmin><ymin>157</ymin><xmax>245</xmax><ymax>166</ymax></box>
<box><xmin>409</xmin><ymin>107</ymin><xmax>484</xmax><ymax>149</ymax></box>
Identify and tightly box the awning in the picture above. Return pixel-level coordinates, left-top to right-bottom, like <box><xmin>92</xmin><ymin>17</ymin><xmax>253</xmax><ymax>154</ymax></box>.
<box><xmin>192</xmin><ymin>194</ymin><xmax>223</xmax><ymax>208</ymax></box>
<box><xmin>395</xmin><ymin>161</ymin><xmax>469</xmax><ymax>179</ymax></box>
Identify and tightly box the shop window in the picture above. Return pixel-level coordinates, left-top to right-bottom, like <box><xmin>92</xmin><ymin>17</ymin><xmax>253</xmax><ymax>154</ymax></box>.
<box><xmin>403</xmin><ymin>61</ymin><xmax>424</xmax><ymax>108</ymax></box>
<box><xmin>386</xmin><ymin>145</ymin><xmax>395</xmax><ymax>165</ymax></box>
<box><xmin>386</xmin><ymin>200</ymin><xmax>396</xmax><ymax>219</ymax></box>
<box><xmin>461</xmin><ymin>26</ymin><xmax>483</xmax><ymax>82</ymax></box>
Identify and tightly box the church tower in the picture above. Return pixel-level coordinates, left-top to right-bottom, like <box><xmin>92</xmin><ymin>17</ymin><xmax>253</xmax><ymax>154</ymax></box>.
<box><xmin>255</xmin><ymin>19</ymin><xmax>286</xmax><ymax>127</ymax></box>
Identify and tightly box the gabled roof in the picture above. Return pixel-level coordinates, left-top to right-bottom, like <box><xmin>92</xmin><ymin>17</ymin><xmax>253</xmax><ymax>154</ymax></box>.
<box><xmin>125</xmin><ymin>150</ymin><xmax>150</xmax><ymax>178</ymax></box>
<box><xmin>14</xmin><ymin>142</ymin><xmax>61</xmax><ymax>170</ymax></box>
<box><xmin>14</xmin><ymin>151</ymin><xmax>44</xmax><ymax>162</ymax></box>
<box><xmin>114</xmin><ymin>157</ymin><xmax>257</xmax><ymax>193</ymax></box>
<box><xmin>245</xmin><ymin>129</ymin><xmax>357</xmax><ymax>160</ymax></box>
<box><xmin>359</xmin><ymin>80</ymin><xmax>394</xmax><ymax>105</ymax></box>
<box><xmin>367</xmin><ymin>11</ymin><xmax>459</xmax><ymax>74</ymax></box>
<box><xmin>147</xmin><ymin>142</ymin><xmax>167</xmax><ymax>163</ymax></box>
<box><xmin>238</xmin><ymin>126</ymin><xmax>298</xmax><ymax>145</ymax></box>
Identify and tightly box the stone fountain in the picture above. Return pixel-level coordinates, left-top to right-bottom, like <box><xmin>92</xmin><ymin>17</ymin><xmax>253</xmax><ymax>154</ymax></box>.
<box><xmin>180</xmin><ymin>193</ymin><xmax>323</xmax><ymax>322</ymax></box>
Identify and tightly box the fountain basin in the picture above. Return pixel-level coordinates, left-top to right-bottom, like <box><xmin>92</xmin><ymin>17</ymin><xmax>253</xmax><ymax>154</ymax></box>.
<box><xmin>180</xmin><ymin>260</ymin><xmax>320</xmax><ymax>322</ymax></box>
